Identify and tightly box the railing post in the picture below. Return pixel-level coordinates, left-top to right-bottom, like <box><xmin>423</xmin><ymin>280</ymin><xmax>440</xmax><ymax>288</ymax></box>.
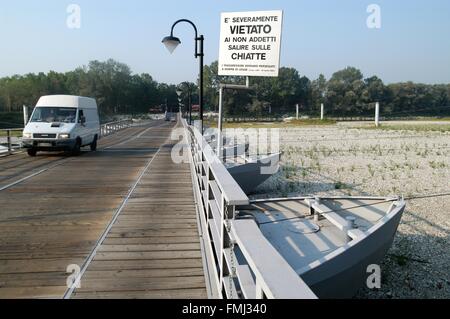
<box><xmin>255</xmin><ymin>279</ymin><xmax>264</xmax><ymax>299</ymax></box>
<box><xmin>7</xmin><ymin>130</ymin><xmax>12</xmax><ymax>155</ymax></box>
<box><xmin>218</xmin><ymin>193</ymin><xmax>225</xmax><ymax>294</ymax></box>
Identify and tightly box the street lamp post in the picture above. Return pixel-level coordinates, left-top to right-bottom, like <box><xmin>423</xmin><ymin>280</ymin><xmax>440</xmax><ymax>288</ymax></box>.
<box><xmin>176</xmin><ymin>89</ymin><xmax>183</xmax><ymax>115</ymax></box>
<box><xmin>162</xmin><ymin>19</ymin><xmax>204</xmax><ymax>133</ymax></box>
<box><xmin>178</xmin><ymin>83</ymin><xmax>193</xmax><ymax>125</ymax></box>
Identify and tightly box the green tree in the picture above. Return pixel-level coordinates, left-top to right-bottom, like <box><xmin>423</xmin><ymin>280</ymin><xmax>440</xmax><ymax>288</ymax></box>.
<box><xmin>311</xmin><ymin>74</ymin><xmax>327</xmax><ymax>109</ymax></box>
<box><xmin>326</xmin><ymin>67</ymin><xmax>365</xmax><ymax>115</ymax></box>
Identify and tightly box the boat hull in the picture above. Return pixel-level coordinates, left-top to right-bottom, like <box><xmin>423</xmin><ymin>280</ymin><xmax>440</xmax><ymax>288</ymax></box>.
<box><xmin>299</xmin><ymin>203</ymin><xmax>405</xmax><ymax>298</ymax></box>
<box><xmin>227</xmin><ymin>153</ymin><xmax>280</xmax><ymax>194</ymax></box>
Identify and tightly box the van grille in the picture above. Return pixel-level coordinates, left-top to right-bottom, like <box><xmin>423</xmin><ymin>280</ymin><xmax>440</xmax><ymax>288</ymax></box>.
<box><xmin>33</xmin><ymin>133</ymin><xmax>57</xmax><ymax>139</ymax></box>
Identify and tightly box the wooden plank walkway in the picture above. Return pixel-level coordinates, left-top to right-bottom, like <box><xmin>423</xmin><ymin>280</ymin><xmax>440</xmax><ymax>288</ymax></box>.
<box><xmin>0</xmin><ymin>120</ymin><xmax>206</xmax><ymax>299</ymax></box>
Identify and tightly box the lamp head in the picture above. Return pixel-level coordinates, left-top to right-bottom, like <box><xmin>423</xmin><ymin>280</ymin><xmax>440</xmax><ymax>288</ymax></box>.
<box><xmin>162</xmin><ymin>35</ymin><xmax>181</xmax><ymax>54</ymax></box>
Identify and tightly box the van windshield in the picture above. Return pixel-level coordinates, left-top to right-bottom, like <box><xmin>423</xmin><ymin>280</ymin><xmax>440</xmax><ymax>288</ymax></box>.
<box><xmin>30</xmin><ymin>107</ymin><xmax>77</xmax><ymax>123</ymax></box>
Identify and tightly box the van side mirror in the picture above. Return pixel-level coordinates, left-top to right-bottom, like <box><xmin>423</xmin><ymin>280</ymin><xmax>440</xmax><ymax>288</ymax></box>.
<box><xmin>79</xmin><ymin>116</ymin><xmax>86</xmax><ymax>125</ymax></box>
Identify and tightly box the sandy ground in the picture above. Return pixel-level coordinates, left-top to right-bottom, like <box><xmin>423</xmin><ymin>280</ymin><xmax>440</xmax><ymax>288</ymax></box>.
<box><xmin>248</xmin><ymin>124</ymin><xmax>450</xmax><ymax>299</ymax></box>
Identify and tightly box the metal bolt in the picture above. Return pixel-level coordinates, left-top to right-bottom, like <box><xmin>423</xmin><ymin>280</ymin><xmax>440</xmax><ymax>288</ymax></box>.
<box><xmin>346</xmin><ymin>216</ymin><xmax>356</xmax><ymax>228</ymax></box>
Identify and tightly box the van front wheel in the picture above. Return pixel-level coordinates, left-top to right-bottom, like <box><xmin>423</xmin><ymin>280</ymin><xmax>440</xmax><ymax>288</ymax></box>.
<box><xmin>72</xmin><ymin>140</ymin><xmax>81</xmax><ymax>156</ymax></box>
<box><xmin>90</xmin><ymin>136</ymin><xmax>98</xmax><ymax>151</ymax></box>
<box><xmin>27</xmin><ymin>149</ymin><xmax>37</xmax><ymax>157</ymax></box>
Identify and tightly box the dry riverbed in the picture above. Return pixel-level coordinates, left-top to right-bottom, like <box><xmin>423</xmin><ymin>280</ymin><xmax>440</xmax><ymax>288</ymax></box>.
<box><xmin>249</xmin><ymin>122</ymin><xmax>450</xmax><ymax>299</ymax></box>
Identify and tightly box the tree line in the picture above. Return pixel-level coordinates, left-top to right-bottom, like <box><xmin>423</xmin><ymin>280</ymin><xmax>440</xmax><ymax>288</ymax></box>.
<box><xmin>1</xmin><ymin>59</ymin><xmax>449</xmax><ymax>121</ymax></box>
<box><xmin>0</xmin><ymin>59</ymin><xmax>186</xmax><ymax>117</ymax></box>
<box><xmin>203</xmin><ymin>61</ymin><xmax>450</xmax><ymax>117</ymax></box>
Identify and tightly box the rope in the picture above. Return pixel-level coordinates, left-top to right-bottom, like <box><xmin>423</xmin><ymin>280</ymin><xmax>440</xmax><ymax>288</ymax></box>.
<box><xmin>404</xmin><ymin>192</ymin><xmax>450</xmax><ymax>201</ymax></box>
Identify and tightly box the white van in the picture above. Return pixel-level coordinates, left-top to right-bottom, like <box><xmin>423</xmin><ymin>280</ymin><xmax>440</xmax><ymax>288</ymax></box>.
<box><xmin>22</xmin><ymin>95</ymin><xmax>101</xmax><ymax>157</ymax></box>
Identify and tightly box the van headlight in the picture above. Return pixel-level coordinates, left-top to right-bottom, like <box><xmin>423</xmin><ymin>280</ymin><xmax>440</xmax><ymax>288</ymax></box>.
<box><xmin>23</xmin><ymin>133</ymin><xmax>32</xmax><ymax>139</ymax></box>
<box><xmin>59</xmin><ymin>133</ymin><xmax>70</xmax><ymax>139</ymax></box>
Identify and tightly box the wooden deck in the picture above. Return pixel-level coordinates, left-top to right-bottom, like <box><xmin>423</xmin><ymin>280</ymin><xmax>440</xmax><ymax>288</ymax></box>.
<box><xmin>0</xmin><ymin>120</ymin><xmax>207</xmax><ymax>299</ymax></box>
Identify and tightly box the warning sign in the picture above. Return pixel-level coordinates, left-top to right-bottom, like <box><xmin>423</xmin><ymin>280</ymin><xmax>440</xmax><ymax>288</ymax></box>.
<box><xmin>218</xmin><ymin>10</ymin><xmax>283</xmax><ymax>77</ymax></box>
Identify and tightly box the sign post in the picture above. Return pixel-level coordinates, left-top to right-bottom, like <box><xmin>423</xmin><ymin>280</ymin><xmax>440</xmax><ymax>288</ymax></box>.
<box><xmin>23</xmin><ymin>105</ymin><xmax>29</xmax><ymax>126</ymax></box>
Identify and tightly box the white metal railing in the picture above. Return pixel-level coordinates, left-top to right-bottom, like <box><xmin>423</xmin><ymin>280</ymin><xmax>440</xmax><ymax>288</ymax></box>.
<box><xmin>181</xmin><ymin>118</ymin><xmax>316</xmax><ymax>299</ymax></box>
<box><xmin>0</xmin><ymin>128</ymin><xmax>23</xmax><ymax>155</ymax></box>
<box><xmin>100</xmin><ymin>119</ymin><xmax>133</xmax><ymax>137</ymax></box>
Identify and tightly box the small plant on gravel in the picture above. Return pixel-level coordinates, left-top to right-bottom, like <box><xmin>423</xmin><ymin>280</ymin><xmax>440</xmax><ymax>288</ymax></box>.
<box><xmin>288</xmin><ymin>182</ymin><xmax>296</xmax><ymax>193</ymax></box>
<box><xmin>283</xmin><ymin>165</ymin><xmax>296</xmax><ymax>179</ymax></box>
<box><xmin>368</xmin><ymin>164</ymin><xmax>375</xmax><ymax>177</ymax></box>
<box><xmin>312</xmin><ymin>160</ymin><xmax>321</xmax><ymax>173</ymax></box>
<box><xmin>301</xmin><ymin>169</ymin><xmax>307</xmax><ymax>178</ymax></box>
<box><xmin>391</xmin><ymin>254</ymin><xmax>408</xmax><ymax>266</ymax></box>
<box><xmin>429</xmin><ymin>161</ymin><xmax>446</xmax><ymax>169</ymax></box>
<box><xmin>334</xmin><ymin>181</ymin><xmax>345</xmax><ymax>190</ymax></box>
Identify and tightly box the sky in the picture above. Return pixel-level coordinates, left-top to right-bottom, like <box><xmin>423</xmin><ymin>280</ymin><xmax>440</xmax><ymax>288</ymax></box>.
<box><xmin>0</xmin><ymin>0</ymin><xmax>449</xmax><ymax>84</ymax></box>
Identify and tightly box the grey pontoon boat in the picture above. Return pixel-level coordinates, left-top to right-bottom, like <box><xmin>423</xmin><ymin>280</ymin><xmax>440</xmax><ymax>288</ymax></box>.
<box><xmin>205</xmin><ymin>128</ymin><xmax>281</xmax><ymax>194</ymax></box>
<box><xmin>225</xmin><ymin>152</ymin><xmax>281</xmax><ymax>194</ymax></box>
<box><xmin>236</xmin><ymin>196</ymin><xmax>406</xmax><ymax>298</ymax></box>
